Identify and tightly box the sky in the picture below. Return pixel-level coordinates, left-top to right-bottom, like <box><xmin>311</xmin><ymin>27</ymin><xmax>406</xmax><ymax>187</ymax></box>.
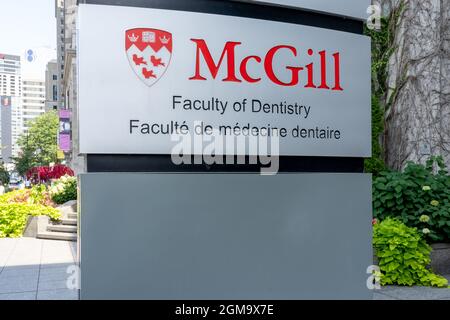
<box><xmin>0</xmin><ymin>0</ymin><xmax>57</xmax><ymax>80</ymax></box>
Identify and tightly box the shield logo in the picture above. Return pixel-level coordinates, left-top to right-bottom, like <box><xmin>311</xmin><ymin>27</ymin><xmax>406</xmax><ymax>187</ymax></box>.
<box><xmin>125</xmin><ymin>28</ymin><xmax>173</xmax><ymax>87</ymax></box>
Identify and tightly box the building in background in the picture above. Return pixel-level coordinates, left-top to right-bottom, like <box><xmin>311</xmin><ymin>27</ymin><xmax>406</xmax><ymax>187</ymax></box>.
<box><xmin>45</xmin><ymin>59</ymin><xmax>59</xmax><ymax>111</ymax></box>
<box><xmin>55</xmin><ymin>0</ymin><xmax>65</xmax><ymax>108</ymax></box>
<box><xmin>0</xmin><ymin>54</ymin><xmax>23</xmax><ymax>161</ymax></box>
<box><xmin>8</xmin><ymin>96</ymin><xmax>23</xmax><ymax>160</ymax></box>
<box><xmin>0</xmin><ymin>54</ymin><xmax>22</xmax><ymax>97</ymax></box>
<box><xmin>22</xmin><ymin>79</ymin><xmax>45</xmax><ymax>133</ymax></box>
<box><xmin>56</xmin><ymin>0</ymin><xmax>84</xmax><ymax>173</ymax></box>
<box><xmin>0</xmin><ymin>96</ymin><xmax>23</xmax><ymax>162</ymax></box>
<box><xmin>55</xmin><ymin>0</ymin><xmax>76</xmax><ymax>108</ymax></box>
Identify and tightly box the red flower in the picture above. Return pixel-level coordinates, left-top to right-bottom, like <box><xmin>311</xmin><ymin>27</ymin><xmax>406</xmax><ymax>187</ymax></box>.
<box><xmin>372</xmin><ymin>218</ymin><xmax>378</xmax><ymax>225</ymax></box>
<box><xmin>26</xmin><ymin>165</ymin><xmax>74</xmax><ymax>182</ymax></box>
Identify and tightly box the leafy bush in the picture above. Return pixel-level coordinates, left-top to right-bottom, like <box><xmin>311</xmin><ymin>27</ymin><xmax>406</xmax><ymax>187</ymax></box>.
<box><xmin>0</xmin><ymin>185</ymin><xmax>54</xmax><ymax>207</ymax></box>
<box><xmin>373</xmin><ymin>156</ymin><xmax>450</xmax><ymax>242</ymax></box>
<box><xmin>0</xmin><ymin>203</ymin><xmax>60</xmax><ymax>238</ymax></box>
<box><xmin>28</xmin><ymin>184</ymin><xmax>55</xmax><ymax>206</ymax></box>
<box><xmin>373</xmin><ymin>218</ymin><xmax>448</xmax><ymax>287</ymax></box>
<box><xmin>0</xmin><ymin>189</ymin><xmax>29</xmax><ymax>204</ymax></box>
<box><xmin>49</xmin><ymin>175</ymin><xmax>77</xmax><ymax>204</ymax></box>
<box><xmin>364</xmin><ymin>95</ymin><xmax>386</xmax><ymax>176</ymax></box>
<box><xmin>26</xmin><ymin>164</ymin><xmax>74</xmax><ymax>183</ymax></box>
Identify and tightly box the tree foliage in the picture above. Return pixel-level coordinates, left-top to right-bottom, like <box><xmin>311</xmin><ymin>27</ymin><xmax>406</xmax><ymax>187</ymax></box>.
<box><xmin>0</xmin><ymin>163</ymin><xmax>9</xmax><ymax>185</ymax></box>
<box><xmin>13</xmin><ymin>146</ymin><xmax>36</xmax><ymax>177</ymax></box>
<box><xmin>363</xmin><ymin>3</ymin><xmax>406</xmax><ymax>175</ymax></box>
<box><xmin>13</xmin><ymin>112</ymin><xmax>59</xmax><ymax>176</ymax></box>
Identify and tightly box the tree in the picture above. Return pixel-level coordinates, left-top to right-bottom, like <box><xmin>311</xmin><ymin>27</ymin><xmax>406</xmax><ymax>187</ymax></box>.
<box><xmin>380</xmin><ymin>1</ymin><xmax>450</xmax><ymax>169</ymax></box>
<box><xmin>0</xmin><ymin>163</ymin><xmax>9</xmax><ymax>185</ymax></box>
<box><xmin>14</xmin><ymin>111</ymin><xmax>59</xmax><ymax>175</ymax></box>
<box><xmin>13</xmin><ymin>144</ymin><xmax>37</xmax><ymax>177</ymax></box>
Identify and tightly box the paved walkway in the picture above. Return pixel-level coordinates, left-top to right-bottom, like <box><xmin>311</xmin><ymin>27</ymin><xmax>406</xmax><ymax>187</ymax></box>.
<box><xmin>0</xmin><ymin>237</ymin><xmax>78</xmax><ymax>300</ymax></box>
<box><xmin>374</xmin><ymin>275</ymin><xmax>450</xmax><ymax>300</ymax></box>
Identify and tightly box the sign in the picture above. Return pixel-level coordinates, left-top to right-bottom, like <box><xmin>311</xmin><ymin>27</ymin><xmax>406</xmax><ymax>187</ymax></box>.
<box><xmin>57</xmin><ymin>149</ymin><xmax>65</xmax><ymax>160</ymax></box>
<box><xmin>59</xmin><ymin>110</ymin><xmax>71</xmax><ymax>152</ymax></box>
<box><xmin>125</xmin><ymin>28</ymin><xmax>173</xmax><ymax>87</ymax></box>
<box><xmin>78</xmin><ymin>4</ymin><xmax>371</xmax><ymax>157</ymax></box>
<box><xmin>242</xmin><ymin>0</ymin><xmax>371</xmax><ymax>21</ymax></box>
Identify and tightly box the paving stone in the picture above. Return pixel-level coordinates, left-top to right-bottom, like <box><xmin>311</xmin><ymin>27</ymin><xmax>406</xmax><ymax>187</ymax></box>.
<box><xmin>0</xmin><ymin>266</ymin><xmax>39</xmax><ymax>279</ymax></box>
<box><xmin>0</xmin><ymin>291</ymin><xmax>36</xmax><ymax>300</ymax></box>
<box><xmin>40</xmin><ymin>262</ymin><xmax>73</xmax><ymax>270</ymax></box>
<box><xmin>37</xmin><ymin>288</ymin><xmax>78</xmax><ymax>300</ymax></box>
<box><xmin>0</xmin><ymin>276</ymin><xmax>38</xmax><ymax>294</ymax></box>
<box><xmin>0</xmin><ymin>238</ymin><xmax>17</xmax><ymax>269</ymax></box>
<box><xmin>69</xmin><ymin>241</ymin><xmax>77</xmax><ymax>262</ymax></box>
<box><xmin>0</xmin><ymin>239</ymin><xmax>79</xmax><ymax>298</ymax></box>
<box><xmin>380</xmin><ymin>286</ymin><xmax>450</xmax><ymax>300</ymax></box>
<box><xmin>5</xmin><ymin>238</ymin><xmax>42</xmax><ymax>267</ymax></box>
<box><xmin>38</xmin><ymin>279</ymin><xmax>69</xmax><ymax>291</ymax></box>
<box><xmin>373</xmin><ymin>292</ymin><xmax>397</xmax><ymax>300</ymax></box>
<box><xmin>40</xmin><ymin>240</ymin><xmax>74</xmax><ymax>265</ymax></box>
<box><xmin>38</xmin><ymin>266</ymin><xmax>71</xmax><ymax>281</ymax></box>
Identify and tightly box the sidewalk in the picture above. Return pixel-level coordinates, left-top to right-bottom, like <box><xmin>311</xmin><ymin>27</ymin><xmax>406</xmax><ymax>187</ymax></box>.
<box><xmin>374</xmin><ymin>276</ymin><xmax>450</xmax><ymax>300</ymax></box>
<box><xmin>0</xmin><ymin>237</ymin><xmax>78</xmax><ymax>300</ymax></box>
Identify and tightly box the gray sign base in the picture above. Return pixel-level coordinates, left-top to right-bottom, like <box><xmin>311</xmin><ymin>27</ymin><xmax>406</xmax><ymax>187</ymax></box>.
<box><xmin>78</xmin><ymin>173</ymin><xmax>373</xmax><ymax>299</ymax></box>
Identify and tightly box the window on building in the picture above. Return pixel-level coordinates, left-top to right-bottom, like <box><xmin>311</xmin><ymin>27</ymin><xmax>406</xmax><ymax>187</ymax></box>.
<box><xmin>53</xmin><ymin>75</ymin><xmax>57</xmax><ymax>80</ymax></box>
<box><xmin>52</xmin><ymin>85</ymin><xmax>57</xmax><ymax>101</ymax></box>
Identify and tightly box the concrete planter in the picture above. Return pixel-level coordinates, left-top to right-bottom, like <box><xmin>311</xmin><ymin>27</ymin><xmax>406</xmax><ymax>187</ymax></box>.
<box><xmin>23</xmin><ymin>215</ymin><xmax>51</xmax><ymax>238</ymax></box>
<box><xmin>431</xmin><ymin>243</ymin><xmax>450</xmax><ymax>275</ymax></box>
<box><xmin>23</xmin><ymin>215</ymin><xmax>38</xmax><ymax>238</ymax></box>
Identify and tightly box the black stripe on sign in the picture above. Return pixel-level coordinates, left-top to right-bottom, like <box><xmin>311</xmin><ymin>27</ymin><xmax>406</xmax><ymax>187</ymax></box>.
<box><xmin>78</xmin><ymin>0</ymin><xmax>364</xmax><ymax>35</ymax></box>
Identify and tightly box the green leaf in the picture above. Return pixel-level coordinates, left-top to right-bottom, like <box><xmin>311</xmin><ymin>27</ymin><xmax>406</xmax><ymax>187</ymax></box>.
<box><xmin>373</xmin><ymin>218</ymin><xmax>447</xmax><ymax>287</ymax></box>
<box><xmin>13</xmin><ymin>111</ymin><xmax>59</xmax><ymax>175</ymax></box>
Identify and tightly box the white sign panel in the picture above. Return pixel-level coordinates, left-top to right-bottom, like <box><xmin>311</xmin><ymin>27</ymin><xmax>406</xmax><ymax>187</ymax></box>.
<box><xmin>242</xmin><ymin>0</ymin><xmax>371</xmax><ymax>20</ymax></box>
<box><xmin>78</xmin><ymin>4</ymin><xmax>371</xmax><ymax>157</ymax></box>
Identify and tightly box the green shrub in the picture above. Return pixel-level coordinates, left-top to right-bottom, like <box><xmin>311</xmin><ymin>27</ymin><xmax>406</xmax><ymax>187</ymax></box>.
<box><xmin>373</xmin><ymin>156</ymin><xmax>450</xmax><ymax>242</ymax></box>
<box><xmin>49</xmin><ymin>175</ymin><xmax>77</xmax><ymax>204</ymax></box>
<box><xmin>364</xmin><ymin>95</ymin><xmax>386</xmax><ymax>176</ymax></box>
<box><xmin>0</xmin><ymin>203</ymin><xmax>60</xmax><ymax>238</ymax></box>
<box><xmin>0</xmin><ymin>185</ymin><xmax>54</xmax><ymax>207</ymax></box>
<box><xmin>0</xmin><ymin>189</ymin><xmax>29</xmax><ymax>204</ymax></box>
<box><xmin>28</xmin><ymin>184</ymin><xmax>51</xmax><ymax>205</ymax></box>
<box><xmin>373</xmin><ymin>218</ymin><xmax>448</xmax><ymax>287</ymax></box>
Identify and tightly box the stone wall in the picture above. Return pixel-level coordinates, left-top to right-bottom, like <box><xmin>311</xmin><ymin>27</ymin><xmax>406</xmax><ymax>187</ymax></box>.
<box><xmin>379</xmin><ymin>0</ymin><xmax>450</xmax><ymax>170</ymax></box>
